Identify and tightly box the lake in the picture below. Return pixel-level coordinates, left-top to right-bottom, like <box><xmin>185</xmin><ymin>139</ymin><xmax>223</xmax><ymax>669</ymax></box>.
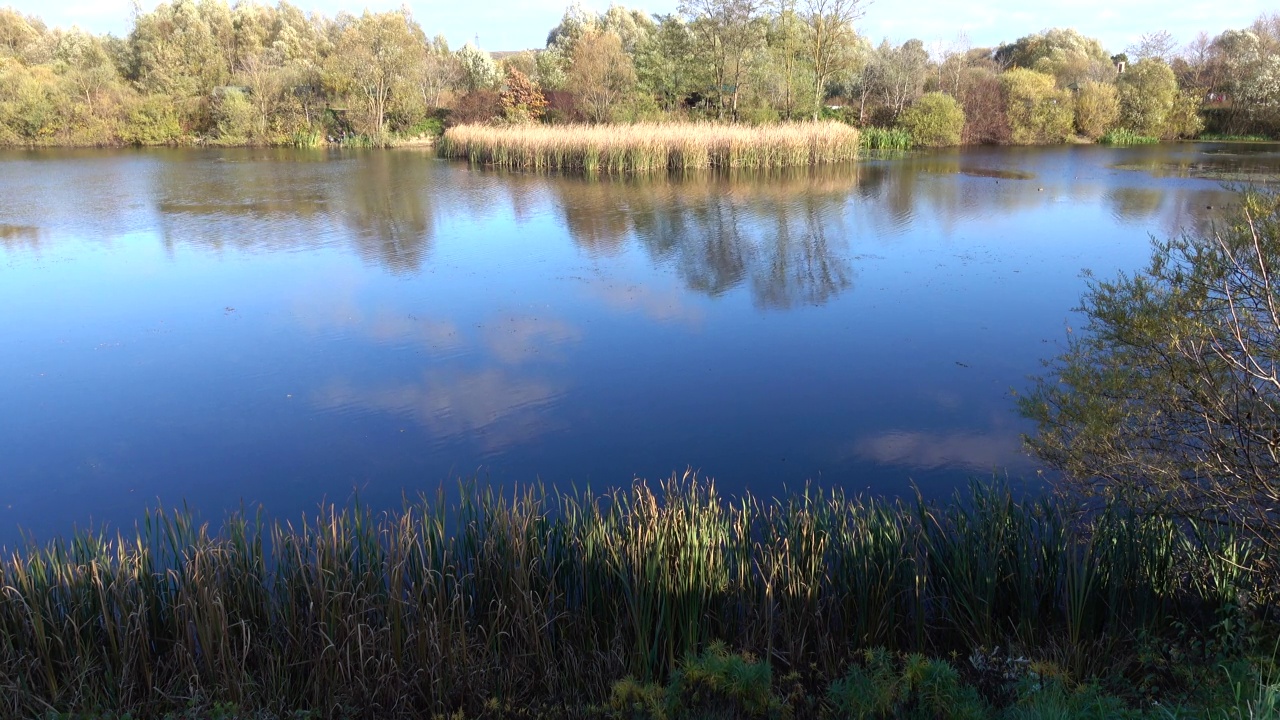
<box><xmin>2</xmin><ymin>142</ymin><xmax>1277</xmax><ymax>544</ymax></box>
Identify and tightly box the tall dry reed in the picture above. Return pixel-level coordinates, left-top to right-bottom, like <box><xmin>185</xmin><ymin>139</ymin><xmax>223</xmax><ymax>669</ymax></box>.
<box><xmin>439</xmin><ymin>122</ymin><xmax>861</xmax><ymax>173</ymax></box>
<box><xmin>0</xmin><ymin>478</ymin><xmax>1261</xmax><ymax>718</ymax></box>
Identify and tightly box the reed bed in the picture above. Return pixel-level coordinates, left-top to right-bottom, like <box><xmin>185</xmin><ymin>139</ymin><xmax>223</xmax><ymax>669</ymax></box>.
<box><xmin>1100</xmin><ymin>128</ymin><xmax>1159</xmax><ymax>145</ymax></box>
<box><xmin>0</xmin><ymin>478</ymin><xmax>1265</xmax><ymax>718</ymax></box>
<box><xmin>859</xmin><ymin>126</ymin><xmax>915</xmax><ymax>151</ymax></box>
<box><xmin>439</xmin><ymin>122</ymin><xmax>860</xmax><ymax>173</ymax></box>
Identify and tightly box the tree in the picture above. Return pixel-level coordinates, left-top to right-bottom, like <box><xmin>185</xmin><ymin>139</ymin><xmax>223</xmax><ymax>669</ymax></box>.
<box><xmin>1210</xmin><ymin>21</ymin><xmax>1280</xmax><ymax>135</ymax></box>
<box><xmin>800</xmin><ymin>0</ymin><xmax>864</xmax><ymax>118</ymax></box>
<box><xmin>456</xmin><ymin>42</ymin><xmax>499</xmax><ymax>92</ymax></box>
<box><xmin>996</xmin><ymin>28</ymin><xmax>1114</xmax><ymax>88</ymax></box>
<box><xmin>237</xmin><ymin>50</ymin><xmax>288</xmax><ymax>141</ymax></box>
<box><xmin>499</xmin><ymin>65</ymin><xmax>547</xmax><ymax>122</ymax></box>
<box><xmin>635</xmin><ymin>14</ymin><xmax>707</xmax><ymax>111</ymax></box>
<box><xmin>1073</xmin><ymin>79</ymin><xmax>1119</xmax><ymax>139</ymax></box>
<box><xmin>416</xmin><ymin>35</ymin><xmax>462</xmax><ymax>108</ymax></box>
<box><xmin>1116</xmin><ymin>58</ymin><xmax>1177</xmax><ymax>137</ymax></box>
<box><xmin>870</xmin><ymin>39</ymin><xmax>929</xmax><ymax>120</ymax></box>
<box><xmin>1001</xmin><ymin>67</ymin><xmax>1072</xmax><ymax>143</ymax></box>
<box><xmin>680</xmin><ymin>0</ymin><xmax>765</xmax><ymax>118</ymax></box>
<box><xmin>326</xmin><ymin>10</ymin><xmax>422</xmax><ymax>137</ymax></box>
<box><xmin>568</xmin><ymin>29</ymin><xmax>636</xmax><ymax>122</ymax></box>
<box><xmin>1021</xmin><ymin>190</ymin><xmax>1280</xmax><ymax>550</ymax></box>
<box><xmin>897</xmin><ymin>92</ymin><xmax>964</xmax><ymax>146</ymax></box>
<box><xmin>1128</xmin><ymin>30</ymin><xmax>1177</xmax><ymax>64</ymax></box>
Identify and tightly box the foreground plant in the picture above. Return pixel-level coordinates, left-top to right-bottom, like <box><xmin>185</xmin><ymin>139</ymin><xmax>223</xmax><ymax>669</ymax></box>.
<box><xmin>1021</xmin><ymin>189</ymin><xmax>1280</xmax><ymax>550</ymax></box>
<box><xmin>0</xmin><ymin>480</ymin><xmax>1268</xmax><ymax>718</ymax></box>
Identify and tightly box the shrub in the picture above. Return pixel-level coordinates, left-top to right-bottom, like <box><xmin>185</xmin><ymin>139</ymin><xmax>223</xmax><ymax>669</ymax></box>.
<box><xmin>897</xmin><ymin>92</ymin><xmax>965</xmax><ymax>147</ymax></box>
<box><xmin>1021</xmin><ymin>189</ymin><xmax>1280</xmax><ymax>552</ymax></box>
<box><xmin>664</xmin><ymin>643</ymin><xmax>785</xmax><ymax>720</ymax></box>
<box><xmin>1001</xmin><ymin>68</ymin><xmax>1073</xmax><ymax>144</ymax></box>
<box><xmin>827</xmin><ymin>649</ymin><xmax>901</xmax><ymax>718</ymax></box>
<box><xmin>1074</xmin><ymin>80</ymin><xmax>1120</xmax><ymax>140</ymax></box>
<box><xmin>960</xmin><ymin>69</ymin><xmax>1011</xmax><ymax>145</ymax></box>
<box><xmin>210</xmin><ymin>87</ymin><xmax>254</xmax><ymax>144</ymax></box>
<box><xmin>446</xmin><ymin>90</ymin><xmax>502</xmax><ymax>126</ymax></box>
<box><xmin>1116</xmin><ymin>58</ymin><xmax>1178</xmax><ymax>139</ymax></box>
<box><xmin>120</xmin><ymin>93</ymin><xmax>181</xmax><ymax>145</ymax></box>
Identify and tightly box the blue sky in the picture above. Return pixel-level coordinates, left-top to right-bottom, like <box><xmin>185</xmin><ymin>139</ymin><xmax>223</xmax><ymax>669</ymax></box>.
<box><xmin>10</xmin><ymin>0</ymin><xmax>1274</xmax><ymax>54</ymax></box>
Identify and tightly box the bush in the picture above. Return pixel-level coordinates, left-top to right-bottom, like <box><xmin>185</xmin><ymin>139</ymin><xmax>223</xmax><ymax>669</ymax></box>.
<box><xmin>120</xmin><ymin>94</ymin><xmax>181</xmax><ymax>145</ymax></box>
<box><xmin>1074</xmin><ymin>80</ymin><xmax>1120</xmax><ymax>140</ymax></box>
<box><xmin>960</xmin><ymin>69</ymin><xmax>1011</xmax><ymax>145</ymax></box>
<box><xmin>1001</xmin><ymin>68</ymin><xmax>1073</xmax><ymax>144</ymax></box>
<box><xmin>664</xmin><ymin>643</ymin><xmax>785</xmax><ymax>719</ymax></box>
<box><xmin>446</xmin><ymin>90</ymin><xmax>502</xmax><ymax>126</ymax></box>
<box><xmin>897</xmin><ymin>92</ymin><xmax>965</xmax><ymax>147</ymax></box>
<box><xmin>210</xmin><ymin>87</ymin><xmax>254</xmax><ymax>144</ymax></box>
<box><xmin>1116</xmin><ymin>58</ymin><xmax>1178</xmax><ymax>139</ymax></box>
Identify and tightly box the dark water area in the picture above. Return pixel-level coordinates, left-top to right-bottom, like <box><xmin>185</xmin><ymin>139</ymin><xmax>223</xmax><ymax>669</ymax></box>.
<box><xmin>2</xmin><ymin>142</ymin><xmax>1277</xmax><ymax>545</ymax></box>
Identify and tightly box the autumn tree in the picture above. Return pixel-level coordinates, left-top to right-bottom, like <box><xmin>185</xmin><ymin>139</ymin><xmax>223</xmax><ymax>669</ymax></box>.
<box><xmin>996</xmin><ymin>28</ymin><xmax>1115</xmax><ymax>88</ymax></box>
<box><xmin>500</xmin><ymin>65</ymin><xmax>547</xmax><ymax>122</ymax></box>
<box><xmin>568</xmin><ymin>29</ymin><xmax>636</xmax><ymax>122</ymax></box>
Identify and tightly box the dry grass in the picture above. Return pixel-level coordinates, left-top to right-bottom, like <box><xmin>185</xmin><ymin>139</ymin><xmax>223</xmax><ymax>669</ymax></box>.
<box><xmin>440</xmin><ymin>122</ymin><xmax>861</xmax><ymax>173</ymax></box>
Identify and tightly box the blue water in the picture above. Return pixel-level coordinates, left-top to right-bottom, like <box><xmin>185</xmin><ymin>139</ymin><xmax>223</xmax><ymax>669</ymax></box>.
<box><xmin>1</xmin><ymin>143</ymin><xmax>1275</xmax><ymax>544</ymax></box>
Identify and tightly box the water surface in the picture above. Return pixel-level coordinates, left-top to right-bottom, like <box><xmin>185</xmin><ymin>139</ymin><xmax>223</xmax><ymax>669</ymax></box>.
<box><xmin>2</xmin><ymin>142</ymin><xmax>1277</xmax><ymax>543</ymax></box>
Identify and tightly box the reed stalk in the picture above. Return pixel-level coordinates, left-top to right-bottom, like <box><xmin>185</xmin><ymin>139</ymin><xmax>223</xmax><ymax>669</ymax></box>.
<box><xmin>0</xmin><ymin>476</ymin><xmax>1261</xmax><ymax>718</ymax></box>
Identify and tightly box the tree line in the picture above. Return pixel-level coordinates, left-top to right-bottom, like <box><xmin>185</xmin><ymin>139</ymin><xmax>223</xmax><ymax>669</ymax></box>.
<box><xmin>0</xmin><ymin>0</ymin><xmax>1276</xmax><ymax>147</ymax></box>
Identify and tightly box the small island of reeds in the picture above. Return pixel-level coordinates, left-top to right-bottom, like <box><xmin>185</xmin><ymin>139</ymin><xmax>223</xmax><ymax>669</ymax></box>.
<box><xmin>439</xmin><ymin>121</ymin><xmax>861</xmax><ymax>173</ymax></box>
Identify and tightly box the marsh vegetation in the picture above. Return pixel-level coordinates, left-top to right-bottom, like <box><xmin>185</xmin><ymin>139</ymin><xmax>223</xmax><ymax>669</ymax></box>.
<box><xmin>1</xmin><ymin>479</ymin><xmax>1276</xmax><ymax>719</ymax></box>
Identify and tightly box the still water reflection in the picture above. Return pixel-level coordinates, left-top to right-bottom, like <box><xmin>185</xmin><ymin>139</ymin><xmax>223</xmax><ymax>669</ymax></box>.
<box><xmin>1</xmin><ymin>143</ymin><xmax>1276</xmax><ymax>543</ymax></box>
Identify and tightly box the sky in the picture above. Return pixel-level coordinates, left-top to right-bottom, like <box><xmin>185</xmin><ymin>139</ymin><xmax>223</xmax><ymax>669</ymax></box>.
<box><xmin>9</xmin><ymin>0</ymin><xmax>1274</xmax><ymax>55</ymax></box>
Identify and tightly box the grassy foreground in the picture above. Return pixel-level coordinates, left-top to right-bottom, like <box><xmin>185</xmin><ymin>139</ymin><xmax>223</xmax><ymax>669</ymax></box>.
<box><xmin>439</xmin><ymin>122</ymin><xmax>860</xmax><ymax>173</ymax></box>
<box><xmin>1</xmin><ymin>479</ymin><xmax>1276</xmax><ymax>719</ymax></box>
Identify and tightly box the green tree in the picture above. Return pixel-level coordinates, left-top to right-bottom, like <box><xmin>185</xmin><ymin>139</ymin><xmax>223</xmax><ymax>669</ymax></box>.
<box><xmin>326</xmin><ymin>10</ymin><xmax>423</xmax><ymax>137</ymax></box>
<box><xmin>680</xmin><ymin>0</ymin><xmax>765</xmax><ymax>118</ymax></box>
<box><xmin>1116</xmin><ymin>58</ymin><xmax>1178</xmax><ymax>138</ymax></box>
<box><xmin>1001</xmin><ymin>67</ymin><xmax>1072</xmax><ymax>143</ymax></box>
<box><xmin>897</xmin><ymin>91</ymin><xmax>964</xmax><ymax>146</ymax></box>
<box><xmin>1022</xmin><ymin>190</ymin><xmax>1280</xmax><ymax>550</ymax></box>
<box><xmin>635</xmin><ymin>14</ymin><xmax>707</xmax><ymax>111</ymax></box>
<box><xmin>456</xmin><ymin>42</ymin><xmax>499</xmax><ymax>92</ymax></box>
<box><xmin>1073</xmin><ymin>79</ymin><xmax>1119</xmax><ymax>139</ymax></box>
